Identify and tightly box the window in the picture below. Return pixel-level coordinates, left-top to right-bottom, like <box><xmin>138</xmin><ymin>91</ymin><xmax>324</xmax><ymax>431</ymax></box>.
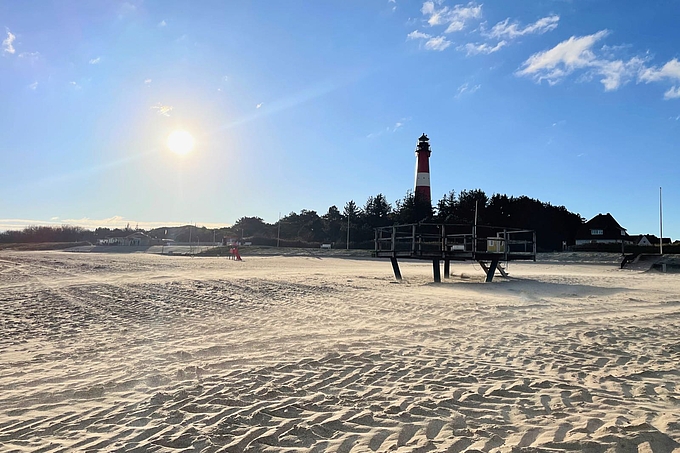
<box><xmin>591</xmin><ymin>229</ymin><xmax>603</xmax><ymax>235</ymax></box>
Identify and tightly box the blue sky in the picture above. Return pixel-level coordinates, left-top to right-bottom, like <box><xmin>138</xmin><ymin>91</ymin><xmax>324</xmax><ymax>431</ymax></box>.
<box><xmin>1</xmin><ymin>0</ymin><xmax>679</xmax><ymax>238</ymax></box>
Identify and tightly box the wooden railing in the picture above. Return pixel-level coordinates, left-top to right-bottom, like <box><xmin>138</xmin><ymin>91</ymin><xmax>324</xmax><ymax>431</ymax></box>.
<box><xmin>375</xmin><ymin>223</ymin><xmax>536</xmax><ymax>260</ymax></box>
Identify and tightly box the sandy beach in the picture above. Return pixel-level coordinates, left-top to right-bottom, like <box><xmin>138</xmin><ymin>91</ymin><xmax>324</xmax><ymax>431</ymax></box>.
<box><xmin>0</xmin><ymin>251</ymin><xmax>679</xmax><ymax>452</ymax></box>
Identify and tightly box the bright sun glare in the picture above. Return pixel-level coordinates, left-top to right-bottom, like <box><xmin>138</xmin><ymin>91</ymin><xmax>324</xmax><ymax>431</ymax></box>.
<box><xmin>167</xmin><ymin>130</ymin><xmax>195</xmax><ymax>155</ymax></box>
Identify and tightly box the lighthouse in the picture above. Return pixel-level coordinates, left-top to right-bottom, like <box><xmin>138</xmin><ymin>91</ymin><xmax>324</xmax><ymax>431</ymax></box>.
<box><xmin>414</xmin><ymin>133</ymin><xmax>432</xmax><ymax>206</ymax></box>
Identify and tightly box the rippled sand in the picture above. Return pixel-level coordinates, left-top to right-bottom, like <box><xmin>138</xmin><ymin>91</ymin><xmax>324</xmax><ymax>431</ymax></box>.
<box><xmin>1</xmin><ymin>251</ymin><xmax>679</xmax><ymax>452</ymax></box>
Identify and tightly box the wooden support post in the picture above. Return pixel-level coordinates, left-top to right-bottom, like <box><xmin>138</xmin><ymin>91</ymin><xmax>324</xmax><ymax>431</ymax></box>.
<box><xmin>485</xmin><ymin>258</ymin><xmax>499</xmax><ymax>282</ymax></box>
<box><xmin>497</xmin><ymin>263</ymin><xmax>508</xmax><ymax>278</ymax></box>
<box><xmin>391</xmin><ymin>226</ymin><xmax>396</xmax><ymax>254</ymax></box>
<box><xmin>433</xmin><ymin>259</ymin><xmax>441</xmax><ymax>283</ymax></box>
<box><xmin>411</xmin><ymin>224</ymin><xmax>416</xmax><ymax>255</ymax></box>
<box><xmin>444</xmin><ymin>259</ymin><xmax>450</xmax><ymax>278</ymax></box>
<box><xmin>390</xmin><ymin>257</ymin><xmax>402</xmax><ymax>281</ymax></box>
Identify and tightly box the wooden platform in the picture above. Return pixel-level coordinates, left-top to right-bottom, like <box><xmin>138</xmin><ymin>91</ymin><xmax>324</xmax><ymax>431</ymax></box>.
<box><xmin>374</xmin><ymin>223</ymin><xmax>536</xmax><ymax>282</ymax></box>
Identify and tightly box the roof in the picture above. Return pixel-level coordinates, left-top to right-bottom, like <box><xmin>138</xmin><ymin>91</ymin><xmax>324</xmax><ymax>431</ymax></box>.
<box><xmin>576</xmin><ymin>213</ymin><xmax>629</xmax><ymax>240</ymax></box>
<box><xmin>126</xmin><ymin>231</ymin><xmax>152</xmax><ymax>239</ymax></box>
<box><xmin>584</xmin><ymin>213</ymin><xmax>626</xmax><ymax>231</ymax></box>
<box><xmin>639</xmin><ymin>234</ymin><xmax>672</xmax><ymax>245</ymax></box>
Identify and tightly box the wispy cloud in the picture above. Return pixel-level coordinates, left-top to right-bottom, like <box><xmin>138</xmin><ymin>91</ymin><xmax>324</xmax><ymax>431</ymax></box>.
<box><xmin>89</xmin><ymin>56</ymin><xmax>101</xmax><ymax>64</ymax></box>
<box><xmin>459</xmin><ymin>40</ymin><xmax>506</xmax><ymax>56</ymax></box>
<box><xmin>407</xmin><ymin>30</ymin><xmax>432</xmax><ymax>40</ymax></box>
<box><xmin>256</xmin><ymin>103</ymin><xmax>263</xmax><ymax>109</ymax></box>
<box><xmin>664</xmin><ymin>86</ymin><xmax>680</xmax><ymax>100</ymax></box>
<box><xmin>70</xmin><ymin>81</ymin><xmax>82</xmax><ymax>90</ymax></box>
<box><xmin>455</xmin><ymin>82</ymin><xmax>481</xmax><ymax>98</ymax></box>
<box><xmin>2</xmin><ymin>29</ymin><xmax>16</xmax><ymax>54</ymax></box>
<box><xmin>517</xmin><ymin>30</ymin><xmax>610</xmax><ymax>84</ymax></box>
<box><xmin>158</xmin><ymin>20</ymin><xmax>167</xmax><ymax>27</ymax></box>
<box><xmin>639</xmin><ymin>58</ymin><xmax>680</xmax><ymax>83</ymax></box>
<box><xmin>425</xmin><ymin>36</ymin><xmax>451</xmax><ymax>51</ymax></box>
<box><xmin>151</xmin><ymin>102</ymin><xmax>173</xmax><ymax>116</ymax></box>
<box><xmin>487</xmin><ymin>15</ymin><xmax>559</xmax><ymax>40</ymax></box>
<box><xmin>639</xmin><ymin>58</ymin><xmax>680</xmax><ymax>100</ymax></box>
<box><xmin>409</xmin><ymin>3</ymin><xmax>556</xmax><ymax>56</ymax></box>
<box><xmin>597</xmin><ymin>57</ymin><xmax>646</xmax><ymax>91</ymax></box>
<box><xmin>144</xmin><ymin>78</ymin><xmax>152</xmax><ymax>85</ymax></box>
<box><xmin>18</xmin><ymin>51</ymin><xmax>40</xmax><ymax>62</ymax></box>
<box><xmin>421</xmin><ymin>1</ymin><xmax>482</xmax><ymax>32</ymax></box>
<box><xmin>28</xmin><ymin>81</ymin><xmax>38</xmax><ymax>90</ymax></box>
<box><xmin>517</xmin><ymin>30</ymin><xmax>649</xmax><ymax>92</ymax></box>
<box><xmin>367</xmin><ymin>118</ymin><xmax>410</xmax><ymax>139</ymax></box>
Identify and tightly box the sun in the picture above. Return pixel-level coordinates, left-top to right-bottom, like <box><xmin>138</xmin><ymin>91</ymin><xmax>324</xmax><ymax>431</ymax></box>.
<box><xmin>167</xmin><ymin>130</ymin><xmax>195</xmax><ymax>155</ymax></box>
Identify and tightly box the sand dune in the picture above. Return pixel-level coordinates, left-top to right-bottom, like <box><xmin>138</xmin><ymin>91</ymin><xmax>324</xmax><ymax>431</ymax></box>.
<box><xmin>0</xmin><ymin>252</ymin><xmax>679</xmax><ymax>452</ymax></box>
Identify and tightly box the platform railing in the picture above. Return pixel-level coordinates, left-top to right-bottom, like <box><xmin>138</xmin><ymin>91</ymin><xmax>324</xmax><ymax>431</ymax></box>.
<box><xmin>375</xmin><ymin>223</ymin><xmax>536</xmax><ymax>259</ymax></box>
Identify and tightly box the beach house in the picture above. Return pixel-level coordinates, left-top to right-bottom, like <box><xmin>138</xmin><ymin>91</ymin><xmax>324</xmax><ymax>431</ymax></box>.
<box><xmin>575</xmin><ymin>213</ymin><xmax>630</xmax><ymax>245</ymax></box>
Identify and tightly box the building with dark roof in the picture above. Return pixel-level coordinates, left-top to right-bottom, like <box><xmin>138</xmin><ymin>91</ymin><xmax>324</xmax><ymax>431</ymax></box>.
<box><xmin>575</xmin><ymin>213</ymin><xmax>630</xmax><ymax>245</ymax></box>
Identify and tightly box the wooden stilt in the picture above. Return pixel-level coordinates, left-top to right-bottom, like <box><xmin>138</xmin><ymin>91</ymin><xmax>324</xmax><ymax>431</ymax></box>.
<box><xmin>497</xmin><ymin>263</ymin><xmax>509</xmax><ymax>278</ymax></box>
<box><xmin>444</xmin><ymin>259</ymin><xmax>450</xmax><ymax>278</ymax></box>
<box><xmin>390</xmin><ymin>257</ymin><xmax>402</xmax><ymax>281</ymax></box>
<box><xmin>433</xmin><ymin>259</ymin><xmax>441</xmax><ymax>283</ymax></box>
<box><xmin>485</xmin><ymin>258</ymin><xmax>500</xmax><ymax>282</ymax></box>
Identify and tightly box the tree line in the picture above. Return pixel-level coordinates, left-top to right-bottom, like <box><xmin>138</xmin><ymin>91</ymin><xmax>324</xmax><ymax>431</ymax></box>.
<box><xmin>0</xmin><ymin>189</ymin><xmax>584</xmax><ymax>251</ymax></box>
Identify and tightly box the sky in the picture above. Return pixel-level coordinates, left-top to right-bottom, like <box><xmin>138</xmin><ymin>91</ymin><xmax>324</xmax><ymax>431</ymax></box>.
<box><xmin>1</xmin><ymin>0</ymin><xmax>679</xmax><ymax>239</ymax></box>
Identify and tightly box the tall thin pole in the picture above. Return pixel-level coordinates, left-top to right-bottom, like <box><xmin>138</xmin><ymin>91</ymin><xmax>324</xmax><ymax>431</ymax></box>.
<box><xmin>473</xmin><ymin>200</ymin><xmax>478</xmax><ymax>254</ymax></box>
<box><xmin>660</xmin><ymin>187</ymin><xmax>663</xmax><ymax>255</ymax></box>
<box><xmin>277</xmin><ymin>212</ymin><xmax>281</xmax><ymax>247</ymax></box>
<box><xmin>347</xmin><ymin>213</ymin><xmax>350</xmax><ymax>250</ymax></box>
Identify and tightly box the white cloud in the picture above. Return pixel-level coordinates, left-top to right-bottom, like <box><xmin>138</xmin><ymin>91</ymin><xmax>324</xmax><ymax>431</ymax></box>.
<box><xmin>2</xmin><ymin>29</ymin><xmax>16</xmax><ymax>54</ymax></box>
<box><xmin>488</xmin><ymin>15</ymin><xmax>559</xmax><ymax>40</ymax></box>
<box><xmin>407</xmin><ymin>30</ymin><xmax>431</xmax><ymax>40</ymax></box>
<box><xmin>455</xmin><ymin>82</ymin><xmax>481</xmax><ymax>98</ymax></box>
<box><xmin>151</xmin><ymin>103</ymin><xmax>173</xmax><ymax>116</ymax></box>
<box><xmin>516</xmin><ymin>30</ymin><xmax>609</xmax><ymax>85</ymax></box>
<box><xmin>89</xmin><ymin>56</ymin><xmax>101</xmax><ymax>64</ymax></box>
<box><xmin>144</xmin><ymin>78</ymin><xmax>152</xmax><ymax>84</ymax></box>
<box><xmin>256</xmin><ymin>103</ymin><xmax>263</xmax><ymax>109</ymax></box>
<box><xmin>637</xmin><ymin>58</ymin><xmax>680</xmax><ymax>100</ymax></box>
<box><xmin>367</xmin><ymin>118</ymin><xmax>410</xmax><ymax>138</ymax></box>
<box><xmin>425</xmin><ymin>36</ymin><xmax>451</xmax><ymax>51</ymax></box>
<box><xmin>222</xmin><ymin>75</ymin><xmax>229</xmax><ymax>82</ymax></box>
<box><xmin>158</xmin><ymin>20</ymin><xmax>167</xmax><ymax>27</ymax></box>
<box><xmin>70</xmin><ymin>81</ymin><xmax>81</xmax><ymax>90</ymax></box>
<box><xmin>664</xmin><ymin>86</ymin><xmax>680</xmax><ymax>100</ymax></box>
<box><xmin>517</xmin><ymin>30</ymin><xmax>649</xmax><ymax>92</ymax></box>
<box><xmin>18</xmin><ymin>51</ymin><xmax>40</xmax><ymax>62</ymax></box>
<box><xmin>28</xmin><ymin>81</ymin><xmax>38</xmax><ymax>90</ymax></box>
<box><xmin>596</xmin><ymin>57</ymin><xmax>645</xmax><ymax>91</ymax></box>
<box><xmin>421</xmin><ymin>1</ymin><xmax>482</xmax><ymax>33</ymax></box>
<box><xmin>639</xmin><ymin>58</ymin><xmax>680</xmax><ymax>83</ymax></box>
<box><xmin>459</xmin><ymin>40</ymin><xmax>506</xmax><ymax>56</ymax></box>
<box><xmin>392</xmin><ymin>117</ymin><xmax>410</xmax><ymax>131</ymax></box>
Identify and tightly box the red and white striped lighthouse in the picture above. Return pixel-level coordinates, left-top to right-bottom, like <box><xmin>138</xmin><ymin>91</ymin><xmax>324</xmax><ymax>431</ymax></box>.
<box><xmin>414</xmin><ymin>133</ymin><xmax>432</xmax><ymax>205</ymax></box>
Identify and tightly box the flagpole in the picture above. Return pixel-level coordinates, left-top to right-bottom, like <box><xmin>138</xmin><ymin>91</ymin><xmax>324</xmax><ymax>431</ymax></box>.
<box><xmin>660</xmin><ymin>187</ymin><xmax>663</xmax><ymax>255</ymax></box>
